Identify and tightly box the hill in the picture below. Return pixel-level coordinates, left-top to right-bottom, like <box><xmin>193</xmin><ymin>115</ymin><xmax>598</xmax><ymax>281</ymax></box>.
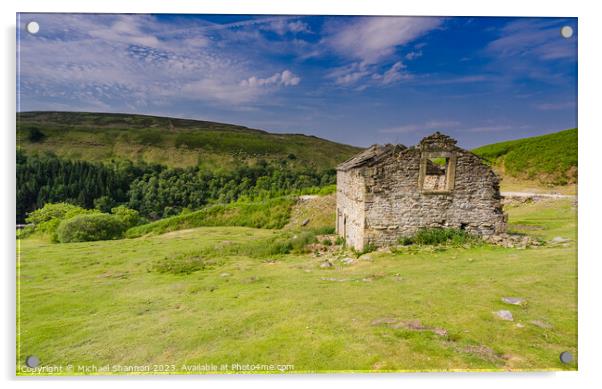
<box><xmin>17</xmin><ymin>111</ymin><xmax>361</xmax><ymax>171</ymax></box>
<box><xmin>472</xmin><ymin>128</ymin><xmax>577</xmax><ymax>186</ymax></box>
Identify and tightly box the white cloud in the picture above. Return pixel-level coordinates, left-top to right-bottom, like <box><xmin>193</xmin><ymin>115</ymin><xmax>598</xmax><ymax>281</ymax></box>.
<box><xmin>405</xmin><ymin>50</ymin><xmax>423</xmax><ymax>60</ymax></box>
<box><xmin>240</xmin><ymin>70</ymin><xmax>301</xmax><ymax>88</ymax></box>
<box><xmin>372</xmin><ymin>61</ymin><xmax>410</xmax><ymax>85</ymax></box>
<box><xmin>265</xmin><ymin>19</ymin><xmax>311</xmax><ymax>35</ymax></box>
<box><xmin>324</xmin><ymin>17</ymin><xmax>442</xmax><ymax>64</ymax></box>
<box><xmin>18</xmin><ymin>14</ymin><xmax>302</xmax><ymax>108</ymax></box>
<box><xmin>328</xmin><ymin>60</ymin><xmax>411</xmax><ymax>88</ymax></box>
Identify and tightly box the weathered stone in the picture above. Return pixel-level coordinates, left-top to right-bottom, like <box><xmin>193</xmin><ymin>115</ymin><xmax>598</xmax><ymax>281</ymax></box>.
<box><xmin>530</xmin><ymin>319</ymin><xmax>553</xmax><ymax>329</ymax></box>
<box><xmin>494</xmin><ymin>310</ymin><xmax>514</xmax><ymax>321</ymax></box>
<box><xmin>319</xmin><ymin>261</ymin><xmax>333</xmax><ymax>268</ymax></box>
<box><xmin>501</xmin><ymin>297</ymin><xmax>526</xmax><ymax>306</ymax></box>
<box><xmin>336</xmin><ymin>132</ymin><xmax>506</xmax><ymax>250</ymax></box>
<box><xmin>341</xmin><ymin>257</ymin><xmax>355</xmax><ymax>265</ymax></box>
<box><xmin>483</xmin><ymin>233</ymin><xmax>540</xmax><ymax>248</ymax></box>
<box><xmin>301</xmin><ymin>218</ymin><xmax>310</xmax><ymax>226</ymax></box>
<box><xmin>551</xmin><ymin>236</ymin><xmax>570</xmax><ymax>243</ymax></box>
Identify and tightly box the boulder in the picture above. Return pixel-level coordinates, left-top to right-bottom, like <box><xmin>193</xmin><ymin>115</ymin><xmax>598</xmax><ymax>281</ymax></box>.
<box><xmin>494</xmin><ymin>310</ymin><xmax>514</xmax><ymax>321</ymax></box>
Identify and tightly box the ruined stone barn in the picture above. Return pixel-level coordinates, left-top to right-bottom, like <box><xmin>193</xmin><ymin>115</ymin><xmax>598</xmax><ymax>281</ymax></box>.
<box><xmin>336</xmin><ymin>132</ymin><xmax>506</xmax><ymax>250</ymax></box>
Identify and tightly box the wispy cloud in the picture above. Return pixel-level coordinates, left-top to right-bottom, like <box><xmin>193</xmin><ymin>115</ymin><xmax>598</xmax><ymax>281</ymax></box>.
<box><xmin>18</xmin><ymin>14</ymin><xmax>303</xmax><ymax>107</ymax></box>
<box><xmin>486</xmin><ymin>19</ymin><xmax>576</xmax><ymax>61</ymax></box>
<box><xmin>323</xmin><ymin>17</ymin><xmax>442</xmax><ymax>64</ymax></box>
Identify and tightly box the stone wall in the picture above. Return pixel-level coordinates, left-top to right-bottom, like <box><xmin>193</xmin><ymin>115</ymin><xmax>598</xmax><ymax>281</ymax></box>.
<box><xmin>336</xmin><ymin>169</ymin><xmax>366</xmax><ymax>250</ymax></box>
<box><xmin>336</xmin><ymin>133</ymin><xmax>506</xmax><ymax>250</ymax></box>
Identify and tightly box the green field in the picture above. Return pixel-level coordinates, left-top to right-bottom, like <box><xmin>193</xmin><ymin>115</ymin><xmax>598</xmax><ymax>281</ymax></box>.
<box><xmin>472</xmin><ymin>128</ymin><xmax>577</xmax><ymax>186</ymax></box>
<box><xmin>17</xmin><ymin>111</ymin><xmax>361</xmax><ymax>171</ymax></box>
<box><xmin>17</xmin><ymin>198</ymin><xmax>577</xmax><ymax>374</ymax></box>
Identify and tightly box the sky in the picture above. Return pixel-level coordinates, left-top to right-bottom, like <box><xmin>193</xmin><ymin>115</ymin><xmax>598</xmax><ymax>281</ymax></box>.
<box><xmin>17</xmin><ymin>14</ymin><xmax>577</xmax><ymax>148</ymax></box>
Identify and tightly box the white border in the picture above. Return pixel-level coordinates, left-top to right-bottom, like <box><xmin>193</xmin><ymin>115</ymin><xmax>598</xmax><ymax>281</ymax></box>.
<box><xmin>2</xmin><ymin>1</ymin><xmax>601</xmax><ymax>388</ymax></box>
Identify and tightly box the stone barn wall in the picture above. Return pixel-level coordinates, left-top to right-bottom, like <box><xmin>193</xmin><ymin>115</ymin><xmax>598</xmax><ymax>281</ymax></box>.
<box><xmin>336</xmin><ymin>133</ymin><xmax>506</xmax><ymax>250</ymax></box>
<box><xmin>336</xmin><ymin>169</ymin><xmax>366</xmax><ymax>250</ymax></box>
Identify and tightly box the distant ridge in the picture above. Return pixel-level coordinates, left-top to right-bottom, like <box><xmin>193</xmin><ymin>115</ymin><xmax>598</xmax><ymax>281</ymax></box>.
<box><xmin>17</xmin><ymin>111</ymin><xmax>362</xmax><ymax>171</ymax></box>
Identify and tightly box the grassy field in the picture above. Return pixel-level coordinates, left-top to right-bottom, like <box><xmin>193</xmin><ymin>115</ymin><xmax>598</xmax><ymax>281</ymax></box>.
<box><xmin>17</xmin><ymin>111</ymin><xmax>360</xmax><ymax>171</ymax></box>
<box><xmin>472</xmin><ymin>129</ymin><xmax>577</xmax><ymax>186</ymax></box>
<box><xmin>17</xmin><ymin>198</ymin><xmax>577</xmax><ymax>374</ymax></box>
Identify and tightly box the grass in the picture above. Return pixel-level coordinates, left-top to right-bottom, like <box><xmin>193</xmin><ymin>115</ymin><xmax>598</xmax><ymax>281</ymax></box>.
<box><xmin>472</xmin><ymin>128</ymin><xmax>577</xmax><ymax>186</ymax></box>
<box><xmin>125</xmin><ymin>197</ymin><xmax>296</xmax><ymax>238</ymax></box>
<box><xmin>17</xmin><ymin>198</ymin><xmax>577</xmax><ymax>374</ymax></box>
<box><xmin>17</xmin><ymin>111</ymin><xmax>361</xmax><ymax>171</ymax></box>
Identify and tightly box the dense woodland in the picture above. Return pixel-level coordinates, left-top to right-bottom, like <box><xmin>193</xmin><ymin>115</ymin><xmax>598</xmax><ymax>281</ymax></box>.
<box><xmin>16</xmin><ymin>151</ymin><xmax>336</xmax><ymax>223</ymax></box>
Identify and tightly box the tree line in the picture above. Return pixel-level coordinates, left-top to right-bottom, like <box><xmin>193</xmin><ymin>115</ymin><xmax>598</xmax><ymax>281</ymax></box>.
<box><xmin>16</xmin><ymin>151</ymin><xmax>335</xmax><ymax>223</ymax></box>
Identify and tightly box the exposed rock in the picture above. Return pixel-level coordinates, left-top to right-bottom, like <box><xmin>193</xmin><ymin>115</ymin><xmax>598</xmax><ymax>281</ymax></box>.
<box><xmin>321</xmin><ymin>277</ymin><xmax>349</xmax><ymax>282</ymax></box>
<box><xmin>530</xmin><ymin>319</ymin><xmax>553</xmax><ymax>329</ymax></box>
<box><xmin>454</xmin><ymin>344</ymin><xmax>501</xmax><ymax>363</ymax></box>
<box><xmin>550</xmin><ymin>236</ymin><xmax>571</xmax><ymax>244</ymax></box>
<box><xmin>516</xmin><ymin>323</ymin><xmax>525</xmax><ymax>328</ymax></box>
<box><xmin>494</xmin><ymin>310</ymin><xmax>514</xmax><ymax>321</ymax></box>
<box><xmin>484</xmin><ymin>233</ymin><xmax>541</xmax><ymax>248</ymax></box>
<box><xmin>371</xmin><ymin>317</ymin><xmax>398</xmax><ymax>326</ymax></box>
<box><xmin>341</xmin><ymin>257</ymin><xmax>355</xmax><ymax>265</ymax></box>
<box><xmin>220</xmin><ymin>272</ymin><xmax>231</xmax><ymax>277</ymax></box>
<box><xmin>372</xmin><ymin>318</ymin><xmax>447</xmax><ymax>337</ymax></box>
<box><xmin>301</xmin><ymin>218</ymin><xmax>310</xmax><ymax>226</ymax></box>
<box><xmin>319</xmin><ymin>261</ymin><xmax>333</xmax><ymax>268</ymax></box>
<box><xmin>501</xmin><ymin>297</ymin><xmax>527</xmax><ymax>306</ymax></box>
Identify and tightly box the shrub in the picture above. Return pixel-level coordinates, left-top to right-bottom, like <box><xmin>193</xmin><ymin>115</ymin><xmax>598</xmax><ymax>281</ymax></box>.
<box><xmin>151</xmin><ymin>252</ymin><xmax>206</xmax><ymax>275</ymax></box>
<box><xmin>25</xmin><ymin>203</ymin><xmax>96</xmax><ymax>241</ymax></box>
<box><xmin>335</xmin><ymin>236</ymin><xmax>345</xmax><ymax>246</ymax></box>
<box><xmin>322</xmin><ymin>239</ymin><xmax>333</xmax><ymax>246</ymax></box>
<box><xmin>111</xmin><ymin>205</ymin><xmax>143</xmax><ymax>229</ymax></box>
<box><xmin>27</xmin><ymin>127</ymin><xmax>46</xmax><ymax>142</ymax></box>
<box><xmin>56</xmin><ymin>213</ymin><xmax>126</xmax><ymax>243</ymax></box>
<box><xmin>290</xmin><ymin>231</ymin><xmax>317</xmax><ymax>252</ymax></box>
<box><xmin>399</xmin><ymin>228</ymin><xmax>480</xmax><ymax>247</ymax></box>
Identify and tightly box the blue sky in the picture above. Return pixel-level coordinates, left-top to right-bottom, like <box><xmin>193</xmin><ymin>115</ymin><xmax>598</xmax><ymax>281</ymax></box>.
<box><xmin>17</xmin><ymin>14</ymin><xmax>577</xmax><ymax>148</ymax></box>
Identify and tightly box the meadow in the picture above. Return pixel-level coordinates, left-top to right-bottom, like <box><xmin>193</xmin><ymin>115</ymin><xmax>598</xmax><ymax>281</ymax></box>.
<box><xmin>17</xmin><ymin>198</ymin><xmax>577</xmax><ymax>374</ymax></box>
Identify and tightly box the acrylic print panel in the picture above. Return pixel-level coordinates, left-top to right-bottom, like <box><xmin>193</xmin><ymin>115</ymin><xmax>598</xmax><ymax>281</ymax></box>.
<box><xmin>16</xmin><ymin>13</ymin><xmax>577</xmax><ymax>375</ymax></box>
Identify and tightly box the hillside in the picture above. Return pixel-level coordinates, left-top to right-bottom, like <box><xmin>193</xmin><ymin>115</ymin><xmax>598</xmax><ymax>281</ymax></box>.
<box><xmin>17</xmin><ymin>111</ymin><xmax>361</xmax><ymax>171</ymax></box>
<box><xmin>472</xmin><ymin>129</ymin><xmax>577</xmax><ymax>186</ymax></box>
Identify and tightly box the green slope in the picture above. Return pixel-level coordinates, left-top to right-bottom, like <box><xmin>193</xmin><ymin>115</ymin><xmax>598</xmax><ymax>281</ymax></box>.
<box><xmin>472</xmin><ymin>128</ymin><xmax>577</xmax><ymax>185</ymax></box>
<box><xmin>17</xmin><ymin>111</ymin><xmax>361</xmax><ymax>171</ymax></box>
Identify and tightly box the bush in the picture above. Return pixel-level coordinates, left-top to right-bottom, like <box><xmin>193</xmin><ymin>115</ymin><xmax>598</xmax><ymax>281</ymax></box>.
<box><xmin>399</xmin><ymin>228</ymin><xmax>480</xmax><ymax>247</ymax></box>
<box><xmin>27</xmin><ymin>127</ymin><xmax>46</xmax><ymax>142</ymax></box>
<box><xmin>290</xmin><ymin>231</ymin><xmax>317</xmax><ymax>252</ymax></box>
<box><xmin>56</xmin><ymin>213</ymin><xmax>127</xmax><ymax>243</ymax></box>
<box><xmin>25</xmin><ymin>203</ymin><xmax>97</xmax><ymax>241</ymax></box>
<box><xmin>111</xmin><ymin>205</ymin><xmax>143</xmax><ymax>229</ymax></box>
<box><xmin>335</xmin><ymin>236</ymin><xmax>345</xmax><ymax>246</ymax></box>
